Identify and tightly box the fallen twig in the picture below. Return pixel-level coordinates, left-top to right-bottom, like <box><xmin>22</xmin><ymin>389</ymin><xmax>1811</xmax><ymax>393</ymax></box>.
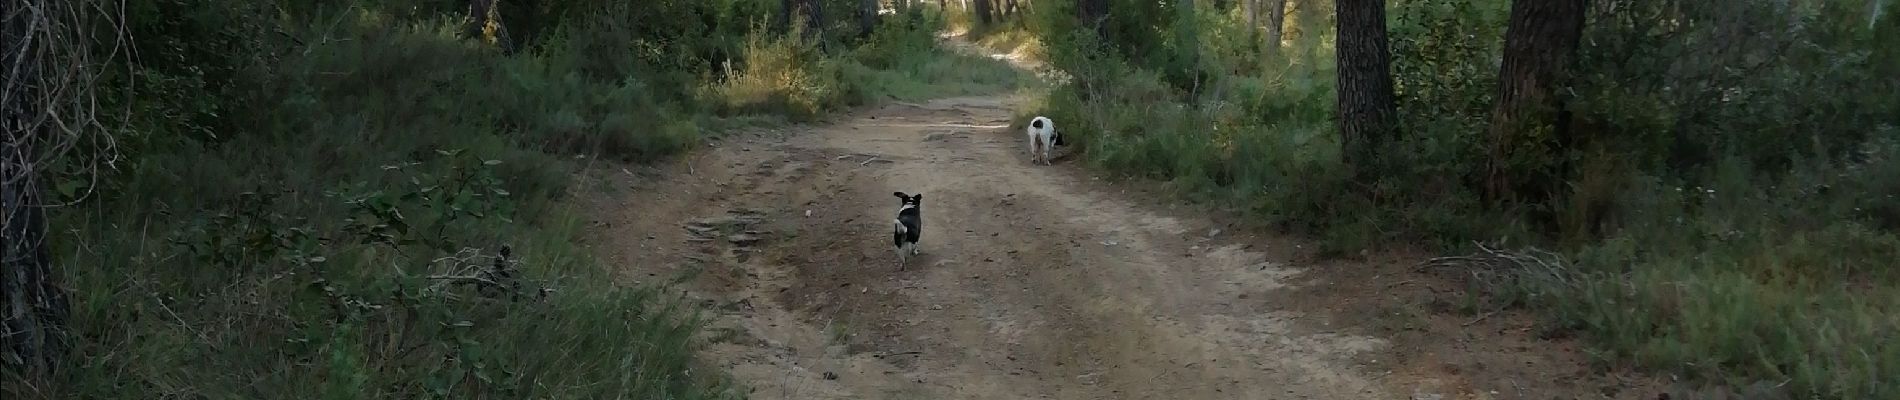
<box><xmin>1463</xmin><ymin>310</ymin><xmax>1498</xmax><ymax>327</ymax></box>
<box><xmin>427</xmin><ymin>275</ymin><xmax>504</xmax><ymax>287</ymax></box>
<box><xmin>873</xmin><ymin>351</ymin><xmax>923</xmax><ymax>359</ymax></box>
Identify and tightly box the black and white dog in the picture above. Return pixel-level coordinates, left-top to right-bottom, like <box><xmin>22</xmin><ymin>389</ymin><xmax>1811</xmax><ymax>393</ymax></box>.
<box><xmin>1026</xmin><ymin>116</ymin><xmax>1061</xmax><ymax>165</ymax></box>
<box><xmin>891</xmin><ymin>192</ymin><xmax>923</xmax><ymax>268</ymax></box>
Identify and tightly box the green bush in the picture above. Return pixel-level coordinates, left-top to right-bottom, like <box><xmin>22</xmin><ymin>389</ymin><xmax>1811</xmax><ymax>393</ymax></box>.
<box><xmin>13</xmin><ymin>0</ymin><xmax>1027</xmax><ymax>397</ymax></box>
<box><xmin>1014</xmin><ymin>0</ymin><xmax>1900</xmax><ymax>397</ymax></box>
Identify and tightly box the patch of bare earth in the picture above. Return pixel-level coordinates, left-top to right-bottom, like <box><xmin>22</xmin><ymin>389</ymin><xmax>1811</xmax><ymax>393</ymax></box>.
<box><xmin>579</xmin><ymin>94</ymin><xmax>1667</xmax><ymax>399</ymax></box>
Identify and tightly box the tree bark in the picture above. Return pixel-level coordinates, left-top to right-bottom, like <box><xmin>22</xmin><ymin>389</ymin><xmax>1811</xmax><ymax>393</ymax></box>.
<box><xmin>1248</xmin><ymin>0</ymin><xmax>1258</xmax><ymax>32</ymax></box>
<box><xmin>1076</xmin><ymin>0</ymin><xmax>1109</xmax><ymax>38</ymax></box>
<box><xmin>803</xmin><ymin>0</ymin><xmax>826</xmax><ymax>41</ymax></box>
<box><xmin>1483</xmin><ymin>0</ymin><xmax>1587</xmax><ymax>202</ymax></box>
<box><xmin>860</xmin><ymin>0</ymin><xmax>879</xmax><ymax>38</ymax></box>
<box><xmin>1334</xmin><ymin>0</ymin><xmax>1398</xmax><ymax>174</ymax></box>
<box><xmin>2</xmin><ymin>0</ymin><xmax>71</xmax><ymax>376</ymax></box>
<box><xmin>463</xmin><ymin>0</ymin><xmax>513</xmax><ymax>52</ymax></box>
<box><xmin>1264</xmin><ymin>0</ymin><xmax>1286</xmax><ymax>53</ymax></box>
<box><xmin>973</xmin><ymin>0</ymin><xmax>994</xmax><ymax>25</ymax></box>
<box><xmin>781</xmin><ymin>0</ymin><xmax>825</xmax><ymax>39</ymax></box>
<box><xmin>779</xmin><ymin>0</ymin><xmax>795</xmax><ymax>34</ymax></box>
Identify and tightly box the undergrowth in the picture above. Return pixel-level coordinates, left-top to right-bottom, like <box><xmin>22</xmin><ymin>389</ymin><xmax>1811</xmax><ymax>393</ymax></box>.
<box><xmin>987</xmin><ymin>0</ymin><xmax>1900</xmax><ymax>397</ymax></box>
<box><xmin>7</xmin><ymin>1</ymin><xmax>1024</xmax><ymax>398</ymax></box>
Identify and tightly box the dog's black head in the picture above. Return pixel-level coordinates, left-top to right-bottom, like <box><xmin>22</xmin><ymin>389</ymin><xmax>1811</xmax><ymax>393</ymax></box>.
<box><xmin>892</xmin><ymin>192</ymin><xmax>922</xmax><ymax>209</ymax></box>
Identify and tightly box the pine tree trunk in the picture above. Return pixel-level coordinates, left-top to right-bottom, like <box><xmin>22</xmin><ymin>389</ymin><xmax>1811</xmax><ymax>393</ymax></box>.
<box><xmin>1483</xmin><ymin>0</ymin><xmax>1587</xmax><ymax>203</ymax></box>
<box><xmin>1264</xmin><ymin>0</ymin><xmax>1286</xmax><ymax>53</ymax></box>
<box><xmin>781</xmin><ymin>0</ymin><xmax>825</xmax><ymax>39</ymax></box>
<box><xmin>1248</xmin><ymin>0</ymin><xmax>1259</xmax><ymax>35</ymax></box>
<box><xmin>1334</xmin><ymin>0</ymin><xmax>1398</xmax><ymax>174</ymax></box>
<box><xmin>973</xmin><ymin>0</ymin><xmax>993</xmax><ymax>25</ymax></box>
<box><xmin>860</xmin><ymin>0</ymin><xmax>879</xmax><ymax>38</ymax></box>
<box><xmin>804</xmin><ymin>0</ymin><xmax>826</xmax><ymax>41</ymax></box>
<box><xmin>1076</xmin><ymin>0</ymin><xmax>1108</xmax><ymax>38</ymax></box>
<box><xmin>780</xmin><ymin>0</ymin><xmax>796</xmax><ymax>34</ymax></box>
<box><xmin>2</xmin><ymin>0</ymin><xmax>70</xmax><ymax>376</ymax></box>
<box><xmin>463</xmin><ymin>0</ymin><xmax>512</xmax><ymax>51</ymax></box>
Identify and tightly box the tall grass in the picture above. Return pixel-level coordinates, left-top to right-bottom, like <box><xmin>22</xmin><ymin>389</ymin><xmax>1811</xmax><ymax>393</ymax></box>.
<box><xmin>7</xmin><ymin>2</ymin><xmax>1026</xmax><ymax>398</ymax></box>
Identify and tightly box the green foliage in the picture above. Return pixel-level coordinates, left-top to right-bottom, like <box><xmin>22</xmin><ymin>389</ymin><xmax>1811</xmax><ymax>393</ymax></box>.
<box><xmin>842</xmin><ymin>14</ymin><xmax>1032</xmax><ymax>100</ymax></box>
<box><xmin>13</xmin><ymin>0</ymin><xmax>1025</xmax><ymax>398</ymax></box>
<box><xmin>1014</xmin><ymin>0</ymin><xmax>1900</xmax><ymax>397</ymax></box>
<box><xmin>1513</xmin><ymin>145</ymin><xmax>1900</xmax><ymax>398</ymax></box>
<box><xmin>705</xmin><ymin>12</ymin><xmax>1030</xmax><ymax>119</ymax></box>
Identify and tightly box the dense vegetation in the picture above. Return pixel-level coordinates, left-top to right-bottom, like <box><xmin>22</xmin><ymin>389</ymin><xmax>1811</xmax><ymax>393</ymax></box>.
<box><xmin>7</xmin><ymin>0</ymin><xmax>1896</xmax><ymax>397</ymax></box>
<box><xmin>973</xmin><ymin>0</ymin><xmax>1898</xmax><ymax>397</ymax></box>
<box><xmin>2</xmin><ymin>0</ymin><xmax>1019</xmax><ymax>397</ymax></box>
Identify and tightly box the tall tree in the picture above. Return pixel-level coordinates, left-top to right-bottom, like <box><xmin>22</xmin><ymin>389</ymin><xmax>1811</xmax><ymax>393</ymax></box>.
<box><xmin>780</xmin><ymin>0</ymin><xmax>795</xmax><ymax>33</ymax></box>
<box><xmin>860</xmin><ymin>0</ymin><xmax>879</xmax><ymax>38</ymax></box>
<box><xmin>781</xmin><ymin>0</ymin><xmax>825</xmax><ymax>38</ymax></box>
<box><xmin>1263</xmin><ymin>0</ymin><xmax>1286</xmax><ymax>54</ymax></box>
<box><xmin>973</xmin><ymin>0</ymin><xmax>994</xmax><ymax>25</ymax></box>
<box><xmin>1334</xmin><ymin>0</ymin><xmax>1398</xmax><ymax>174</ymax></box>
<box><xmin>1483</xmin><ymin>0</ymin><xmax>1588</xmax><ymax>202</ymax></box>
<box><xmin>1076</xmin><ymin>0</ymin><xmax>1109</xmax><ymax>38</ymax></box>
<box><xmin>463</xmin><ymin>0</ymin><xmax>513</xmax><ymax>51</ymax></box>
<box><xmin>4</xmin><ymin>0</ymin><xmax>99</xmax><ymax>376</ymax></box>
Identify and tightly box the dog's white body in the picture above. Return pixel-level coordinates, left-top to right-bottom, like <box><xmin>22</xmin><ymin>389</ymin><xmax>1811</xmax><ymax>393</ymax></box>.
<box><xmin>893</xmin><ymin>215</ymin><xmax>917</xmax><ymax>264</ymax></box>
<box><xmin>1026</xmin><ymin>116</ymin><xmax>1058</xmax><ymax>165</ymax></box>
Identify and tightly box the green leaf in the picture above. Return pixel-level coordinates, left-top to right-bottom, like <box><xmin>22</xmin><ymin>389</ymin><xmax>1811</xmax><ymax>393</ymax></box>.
<box><xmin>56</xmin><ymin>180</ymin><xmax>84</xmax><ymax>198</ymax></box>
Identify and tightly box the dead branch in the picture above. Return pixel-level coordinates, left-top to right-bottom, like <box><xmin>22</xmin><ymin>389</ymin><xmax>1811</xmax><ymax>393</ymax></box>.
<box><xmin>1418</xmin><ymin>241</ymin><xmax>1581</xmax><ymax>293</ymax></box>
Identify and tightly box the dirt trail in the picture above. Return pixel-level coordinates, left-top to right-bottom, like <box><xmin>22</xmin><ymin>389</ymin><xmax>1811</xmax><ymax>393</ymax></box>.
<box><xmin>583</xmin><ymin>43</ymin><xmax>1669</xmax><ymax>400</ymax></box>
<box><xmin>587</xmin><ymin>94</ymin><xmax>1397</xmax><ymax>399</ymax></box>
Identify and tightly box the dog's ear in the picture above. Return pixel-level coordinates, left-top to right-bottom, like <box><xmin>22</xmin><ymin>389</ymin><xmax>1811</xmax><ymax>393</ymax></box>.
<box><xmin>912</xmin><ymin>193</ymin><xmax>921</xmax><ymax>201</ymax></box>
<box><xmin>893</xmin><ymin>192</ymin><xmax>907</xmax><ymax>199</ymax></box>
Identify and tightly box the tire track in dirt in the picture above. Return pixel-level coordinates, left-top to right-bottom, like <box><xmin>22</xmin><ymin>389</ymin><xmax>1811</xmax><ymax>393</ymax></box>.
<box><xmin>588</xmin><ymin>96</ymin><xmax>1398</xmax><ymax>399</ymax></box>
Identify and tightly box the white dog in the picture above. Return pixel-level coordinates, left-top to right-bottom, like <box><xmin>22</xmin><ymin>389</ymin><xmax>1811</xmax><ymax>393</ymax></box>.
<box><xmin>1026</xmin><ymin>116</ymin><xmax>1060</xmax><ymax>165</ymax></box>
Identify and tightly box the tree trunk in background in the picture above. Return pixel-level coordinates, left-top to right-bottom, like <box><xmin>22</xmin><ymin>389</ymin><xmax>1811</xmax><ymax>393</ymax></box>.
<box><xmin>1483</xmin><ymin>0</ymin><xmax>1587</xmax><ymax>203</ymax></box>
<box><xmin>1076</xmin><ymin>0</ymin><xmax>1109</xmax><ymax>38</ymax></box>
<box><xmin>1264</xmin><ymin>0</ymin><xmax>1286</xmax><ymax>54</ymax></box>
<box><xmin>860</xmin><ymin>0</ymin><xmax>878</xmax><ymax>38</ymax></box>
<box><xmin>463</xmin><ymin>0</ymin><xmax>512</xmax><ymax>51</ymax></box>
<box><xmin>973</xmin><ymin>0</ymin><xmax>993</xmax><ymax>25</ymax></box>
<box><xmin>780</xmin><ymin>0</ymin><xmax>825</xmax><ymax>38</ymax></box>
<box><xmin>1248</xmin><ymin>0</ymin><xmax>1260</xmax><ymax>40</ymax></box>
<box><xmin>1334</xmin><ymin>0</ymin><xmax>1398</xmax><ymax>175</ymax></box>
<box><xmin>803</xmin><ymin>0</ymin><xmax>826</xmax><ymax>41</ymax></box>
<box><xmin>2</xmin><ymin>0</ymin><xmax>71</xmax><ymax>376</ymax></box>
<box><xmin>780</xmin><ymin>0</ymin><xmax>795</xmax><ymax>34</ymax></box>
